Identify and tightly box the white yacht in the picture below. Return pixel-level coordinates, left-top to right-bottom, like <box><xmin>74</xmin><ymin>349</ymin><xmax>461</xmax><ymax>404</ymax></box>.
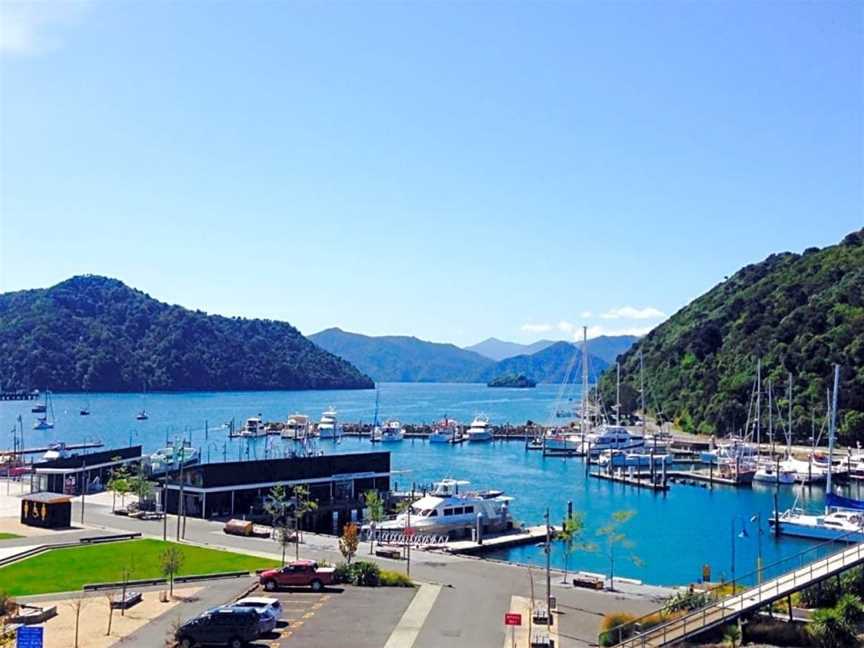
<box><xmin>771</xmin><ymin>497</ymin><xmax>864</xmax><ymax>542</ymax></box>
<box><xmin>42</xmin><ymin>442</ymin><xmax>70</xmax><ymax>461</ymax></box>
<box><xmin>283</xmin><ymin>414</ymin><xmax>311</xmax><ymax>440</ymax></box>
<box><xmin>429</xmin><ymin>418</ymin><xmax>457</xmax><ymax>444</ymax></box>
<box><xmin>369</xmin><ymin>479</ymin><xmax>513</xmax><ymax>537</ymax></box>
<box><xmin>317</xmin><ymin>408</ymin><xmax>340</xmax><ymax>440</ymax></box>
<box><xmin>466</xmin><ymin>415</ymin><xmax>493</xmax><ymax>442</ymax></box>
<box><xmin>149</xmin><ymin>443</ymin><xmax>200</xmax><ymax>475</ymax></box>
<box><xmin>699</xmin><ymin>439</ymin><xmax>758</xmax><ymax>466</ymax></box>
<box><xmin>543</xmin><ymin>430</ymin><xmax>582</xmax><ymax>452</ymax></box>
<box><xmin>597</xmin><ymin>449</ymin><xmax>669</xmax><ymax>469</ymax></box>
<box><xmin>380</xmin><ymin>420</ymin><xmax>404</xmax><ymax>443</ymax></box>
<box><xmin>33</xmin><ymin>415</ymin><xmax>54</xmax><ymax>430</ymax></box>
<box><xmin>580</xmin><ymin>425</ymin><xmax>644</xmax><ymax>455</ymax></box>
<box><xmin>240</xmin><ymin>416</ymin><xmax>267</xmax><ymax>437</ymax></box>
<box><xmin>753</xmin><ymin>461</ymin><xmax>797</xmax><ymax>484</ymax></box>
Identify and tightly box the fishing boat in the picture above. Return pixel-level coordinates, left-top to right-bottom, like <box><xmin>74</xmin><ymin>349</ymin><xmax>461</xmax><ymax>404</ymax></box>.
<box><xmin>317</xmin><ymin>408</ymin><xmax>340</xmax><ymax>440</ymax></box>
<box><xmin>380</xmin><ymin>420</ymin><xmax>404</xmax><ymax>443</ymax></box>
<box><xmin>429</xmin><ymin>418</ymin><xmax>457</xmax><ymax>443</ymax></box>
<box><xmin>282</xmin><ymin>414</ymin><xmax>310</xmax><ymax>440</ymax></box>
<box><xmin>466</xmin><ymin>414</ymin><xmax>493</xmax><ymax>442</ymax></box>
<box><xmin>367</xmin><ymin>478</ymin><xmax>513</xmax><ymax>538</ymax></box>
<box><xmin>240</xmin><ymin>416</ymin><xmax>267</xmax><ymax>437</ymax></box>
<box><xmin>149</xmin><ymin>442</ymin><xmax>200</xmax><ymax>475</ymax></box>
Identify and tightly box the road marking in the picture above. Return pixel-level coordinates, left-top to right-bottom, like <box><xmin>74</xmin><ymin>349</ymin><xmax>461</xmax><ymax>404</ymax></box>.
<box><xmin>383</xmin><ymin>583</ymin><xmax>442</xmax><ymax>648</ymax></box>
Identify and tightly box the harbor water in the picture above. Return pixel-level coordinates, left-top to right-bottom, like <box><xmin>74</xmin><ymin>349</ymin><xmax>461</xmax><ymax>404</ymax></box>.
<box><xmin>2</xmin><ymin>383</ymin><xmax>855</xmax><ymax>586</ymax></box>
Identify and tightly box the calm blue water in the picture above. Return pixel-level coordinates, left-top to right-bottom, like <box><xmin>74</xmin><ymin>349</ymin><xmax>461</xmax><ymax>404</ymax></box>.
<box><xmin>3</xmin><ymin>383</ymin><xmax>857</xmax><ymax>586</ymax></box>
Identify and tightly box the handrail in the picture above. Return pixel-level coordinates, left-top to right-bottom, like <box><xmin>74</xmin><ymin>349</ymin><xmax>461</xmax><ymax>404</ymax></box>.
<box><xmin>606</xmin><ymin>529</ymin><xmax>862</xmax><ymax>646</ymax></box>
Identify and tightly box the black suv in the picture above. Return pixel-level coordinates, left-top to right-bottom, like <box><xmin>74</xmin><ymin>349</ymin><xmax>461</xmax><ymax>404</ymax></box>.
<box><xmin>175</xmin><ymin>607</ymin><xmax>260</xmax><ymax>648</ymax></box>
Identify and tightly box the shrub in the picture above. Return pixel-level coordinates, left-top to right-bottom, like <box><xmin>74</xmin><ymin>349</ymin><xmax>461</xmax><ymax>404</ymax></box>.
<box><xmin>599</xmin><ymin>612</ymin><xmax>636</xmax><ymax>646</ymax></box>
<box><xmin>333</xmin><ymin>560</ymin><xmax>381</xmax><ymax>587</ymax></box>
<box><xmin>379</xmin><ymin>570</ymin><xmax>414</xmax><ymax>587</ymax></box>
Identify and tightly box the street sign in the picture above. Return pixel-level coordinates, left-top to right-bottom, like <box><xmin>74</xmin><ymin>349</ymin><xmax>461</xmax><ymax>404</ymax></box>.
<box><xmin>17</xmin><ymin>626</ymin><xmax>43</xmax><ymax>648</ymax></box>
<box><xmin>504</xmin><ymin>612</ymin><xmax>522</xmax><ymax>626</ymax></box>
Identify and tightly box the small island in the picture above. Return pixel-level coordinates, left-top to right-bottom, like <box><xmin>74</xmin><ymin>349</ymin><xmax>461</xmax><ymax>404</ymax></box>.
<box><xmin>487</xmin><ymin>373</ymin><xmax>537</xmax><ymax>388</ymax></box>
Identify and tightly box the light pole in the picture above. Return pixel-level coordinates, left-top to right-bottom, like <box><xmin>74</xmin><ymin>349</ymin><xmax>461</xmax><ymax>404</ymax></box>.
<box><xmin>544</xmin><ymin>508</ymin><xmax>552</xmax><ymax>625</ymax></box>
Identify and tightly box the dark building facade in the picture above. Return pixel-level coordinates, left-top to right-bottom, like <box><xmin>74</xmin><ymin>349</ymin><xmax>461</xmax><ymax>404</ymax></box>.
<box><xmin>161</xmin><ymin>451</ymin><xmax>391</xmax><ymax>534</ymax></box>
<box><xmin>31</xmin><ymin>446</ymin><xmax>143</xmax><ymax>495</ymax></box>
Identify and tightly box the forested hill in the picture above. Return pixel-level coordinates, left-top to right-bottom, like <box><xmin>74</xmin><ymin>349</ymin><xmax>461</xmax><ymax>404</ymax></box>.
<box><xmin>600</xmin><ymin>229</ymin><xmax>864</xmax><ymax>444</ymax></box>
<box><xmin>0</xmin><ymin>275</ymin><xmax>374</xmax><ymax>392</ymax></box>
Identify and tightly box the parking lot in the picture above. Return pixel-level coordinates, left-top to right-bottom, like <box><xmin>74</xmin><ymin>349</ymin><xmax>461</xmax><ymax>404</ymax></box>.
<box><xmin>247</xmin><ymin>585</ymin><xmax>416</xmax><ymax>648</ymax></box>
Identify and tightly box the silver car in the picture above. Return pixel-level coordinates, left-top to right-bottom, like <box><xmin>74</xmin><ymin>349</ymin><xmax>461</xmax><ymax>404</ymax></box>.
<box><xmin>228</xmin><ymin>597</ymin><xmax>282</xmax><ymax>634</ymax></box>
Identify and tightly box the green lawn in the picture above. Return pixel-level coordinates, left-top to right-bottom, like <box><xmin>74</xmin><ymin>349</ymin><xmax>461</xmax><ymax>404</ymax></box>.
<box><xmin>0</xmin><ymin>533</ymin><xmax>22</xmax><ymax>541</ymax></box>
<box><xmin>0</xmin><ymin>539</ymin><xmax>279</xmax><ymax>596</ymax></box>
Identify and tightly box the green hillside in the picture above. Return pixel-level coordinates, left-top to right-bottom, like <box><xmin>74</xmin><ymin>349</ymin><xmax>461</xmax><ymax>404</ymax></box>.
<box><xmin>600</xmin><ymin>229</ymin><xmax>864</xmax><ymax>444</ymax></box>
<box><xmin>0</xmin><ymin>275</ymin><xmax>374</xmax><ymax>392</ymax></box>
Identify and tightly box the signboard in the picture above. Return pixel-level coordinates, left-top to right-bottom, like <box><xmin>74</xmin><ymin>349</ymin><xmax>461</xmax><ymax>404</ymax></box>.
<box><xmin>504</xmin><ymin>612</ymin><xmax>522</xmax><ymax>626</ymax></box>
<box><xmin>17</xmin><ymin>626</ymin><xmax>44</xmax><ymax>648</ymax></box>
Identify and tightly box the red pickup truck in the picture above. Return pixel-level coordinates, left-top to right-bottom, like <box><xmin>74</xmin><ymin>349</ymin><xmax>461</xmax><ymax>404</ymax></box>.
<box><xmin>259</xmin><ymin>560</ymin><xmax>336</xmax><ymax>592</ymax></box>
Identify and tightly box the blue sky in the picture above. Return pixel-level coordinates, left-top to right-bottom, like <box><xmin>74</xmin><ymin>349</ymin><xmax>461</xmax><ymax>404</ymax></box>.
<box><xmin>1</xmin><ymin>1</ymin><xmax>861</xmax><ymax>346</ymax></box>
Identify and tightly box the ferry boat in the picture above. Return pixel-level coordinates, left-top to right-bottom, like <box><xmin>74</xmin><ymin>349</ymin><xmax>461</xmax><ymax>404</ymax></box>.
<box><xmin>466</xmin><ymin>415</ymin><xmax>493</xmax><ymax>442</ymax></box>
<box><xmin>240</xmin><ymin>416</ymin><xmax>267</xmax><ymax>437</ymax></box>
<box><xmin>369</xmin><ymin>478</ymin><xmax>513</xmax><ymax>537</ymax></box>
<box><xmin>380</xmin><ymin>420</ymin><xmax>404</xmax><ymax>443</ymax></box>
<box><xmin>429</xmin><ymin>418</ymin><xmax>457</xmax><ymax>443</ymax></box>
<box><xmin>283</xmin><ymin>414</ymin><xmax>311</xmax><ymax>440</ymax></box>
<box><xmin>580</xmin><ymin>425</ymin><xmax>644</xmax><ymax>455</ymax></box>
<box><xmin>42</xmin><ymin>442</ymin><xmax>70</xmax><ymax>461</ymax></box>
<box><xmin>317</xmin><ymin>408</ymin><xmax>340</xmax><ymax>440</ymax></box>
<box><xmin>149</xmin><ymin>442</ymin><xmax>200</xmax><ymax>475</ymax></box>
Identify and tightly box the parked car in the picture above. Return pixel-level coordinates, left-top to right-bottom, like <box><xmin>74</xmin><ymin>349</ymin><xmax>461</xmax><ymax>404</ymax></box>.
<box><xmin>227</xmin><ymin>597</ymin><xmax>282</xmax><ymax>634</ymax></box>
<box><xmin>175</xmin><ymin>607</ymin><xmax>260</xmax><ymax>648</ymax></box>
<box><xmin>259</xmin><ymin>559</ymin><xmax>336</xmax><ymax>592</ymax></box>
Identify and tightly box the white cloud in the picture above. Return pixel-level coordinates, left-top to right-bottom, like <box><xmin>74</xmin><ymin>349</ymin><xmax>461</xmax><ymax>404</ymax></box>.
<box><xmin>580</xmin><ymin>310</ymin><xmax>593</xmax><ymax>318</ymax></box>
<box><xmin>600</xmin><ymin>306</ymin><xmax>667</xmax><ymax>321</ymax></box>
<box><xmin>521</xmin><ymin>323</ymin><xmax>554</xmax><ymax>333</ymax></box>
<box><xmin>0</xmin><ymin>2</ymin><xmax>91</xmax><ymax>56</ymax></box>
<box><xmin>586</xmin><ymin>325</ymin><xmax>654</xmax><ymax>339</ymax></box>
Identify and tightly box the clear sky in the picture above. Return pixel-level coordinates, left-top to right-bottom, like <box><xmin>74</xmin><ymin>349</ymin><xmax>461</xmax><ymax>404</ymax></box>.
<box><xmin>1</xmin><ymin>1</ymin><xmax>861</xmax><ymax>346</ymax></box>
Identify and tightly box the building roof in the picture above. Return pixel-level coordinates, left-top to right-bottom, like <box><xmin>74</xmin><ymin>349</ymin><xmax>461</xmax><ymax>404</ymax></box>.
<box><xmin>23</xmin><ymin>492</ymin><xmax>72</xmax><ymax>504</ymax></box>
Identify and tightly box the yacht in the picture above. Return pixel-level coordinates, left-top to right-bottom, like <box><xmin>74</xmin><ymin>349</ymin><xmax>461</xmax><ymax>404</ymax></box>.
<box><xmin>33</xmin><ymin>391</ymin><xmax>55</xmax><ymax>429</ymax></box>
<box><xmin>136</xmin><ymin>410</ymin><xmax>149</xmax><ymax>421</ymax></box>
<box><xmin>771</xmin><ymin>495</ymin><xmax>864</xmax><ymax>542</ymax></box>
<box><xmin>699</xmin><ymin>438</ymin><xmax>758</xmax><ymax>465</ymax></box>
<box><xmin>33</xmin><ymin>415</ymin><xmax>54</xmax><ymax>430</ymax></box>
<box><xmin>317</xmin><ymin>408</ymin><xmax>340</xmax><ymax>440</ymax></box>
<box><xmin>368</xmin><ymin>479</ymin><xmax>514</xmax><ymax>538</ymax></box>
<box><xmin>597</xmin><ymin>449</ymin><xmax>669</xmax><ymax>469</ymax></box>
<box><xmin>240</xmin><ymin>416</ymin><xmax>267</xmax><ymax>437</ymax></box>
<box><xmin>753</xmin><ymin>461</ymin><xmax>797</xmax><ymax>484</ymax></box>
<box><xmin>429</xmin><ymin>418</ymin><xmax>458</xmax><ymax>444</ymax></box>
<box><xmin>580</xmin><ymin>425</ymin><xmax>644</xmax><ymax>455</ymax></box>
<box><xmin>543</xmin><ymin>430</ymin><xmax>582</xmax><ymax>453</ymax></box>
<box><xmin>42</xmin><ymin>442</ymin><xmax>70</xmax><ymax>461</ymax></box>
<box><xmin>466</xmin><ymin>415</ymin><xmax>493</xmax><ymax>442</ymax></box>
<box><xmin>380</xmin><ymin>420</ymin><xmax>404</xmax><ymax>443</ymax></box>
<box><xmin>149</xmin><ymin>443</ymin><xmax>200</xmax><ymax>475</ymax></box>
<box><xmin>282</xmin><ymin>414</ymin><xmax>311</xmax><ymax>440</ymax></box>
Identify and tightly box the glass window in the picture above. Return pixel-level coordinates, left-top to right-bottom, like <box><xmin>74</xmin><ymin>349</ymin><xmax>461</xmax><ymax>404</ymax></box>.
<box><xmin>453</xmin><ymin>507</ymin><xmax>464</xmax><ymax>515</ymax></box>
<box><xmin>464</xmin><ymin>506</ymin><xmax>474</xmax><ymax>514</ymax></box>
<box><xmin>429</xmin><ymin>510</ymin><xmax>438</xmax><ymax>517</ymax></box>
<box><xmin>444</xmin><ymin>508</ymin><xmax>453</xmax><ymax>516</ymax></box>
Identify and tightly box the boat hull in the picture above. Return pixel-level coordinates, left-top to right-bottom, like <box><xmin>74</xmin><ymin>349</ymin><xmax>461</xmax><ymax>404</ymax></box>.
<box><xmin>772</xmin><ymin>520</ymin><xmax>864</xmax><ymax>543</ymax></box>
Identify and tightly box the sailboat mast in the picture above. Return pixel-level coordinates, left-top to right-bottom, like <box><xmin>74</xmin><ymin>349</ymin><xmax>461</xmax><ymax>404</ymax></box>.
<box><xmin>756</xmin><ymin>358</ymin><xmax>761</xmax><ymax>449</ymax></box>
<box><xmin>616</xmin><ymin>362</ymin><xmax>621</xmax><ymax>426</ymax></box>
<box><xmin>639</xmin><ymin>350</ymin><xmax>645</xmax><ymax>440</ymax></box>
<box><xmin>768</xmin><ymin>379</ymin><xmax>774</xmax><ymax>454</ymax></box>
<box><xmin>826</xmin><ymin>364</ymin><xmax>840</xmax><ymax>510</ymax></box>
<box><xmin>581</xmin><ymin>326</ymin><xmax>588</xmax><ymax>433</ymax></box>
<box><xmin>787</xmin><ymin>372</ymin><xmax>793</xmax><ymax>456</ymax></box>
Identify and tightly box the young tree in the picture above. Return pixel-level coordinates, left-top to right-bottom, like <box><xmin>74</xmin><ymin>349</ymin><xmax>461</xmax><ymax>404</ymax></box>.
<box><xmin>119</xmin><ymin>558</ymin><xmax>135</xmax><ymax>617</ymax></box>
<box><xmin>597</xmin><ymin>510</ymin><xmax>642</xmax><ymax>591</ymax></box>
<box><xmin>265</xmin><ymin>484</ymin><xmax>293</xmax><ymax>566</ymax></box>
<box><xmin>293</xmin><ymin>485</ymin><xmax>318</xmax><ymax>544</ymax></box>
<box><xmin>104</xmin><ymin>590</ymin><xmax>116</xmax><ymax>636</ymax></box>
<box><xmin>160</xmin><ymin>545</ymin><xmax>184</xmax><ymax>598</ymax></box>
<box><xmin>107</xmin><ymin>464</ymin><xmax>130</xmax><ymax>512</ymax></box>
<box><xmin>66</xmin><ymin>596</ymin><xmax>89</xmax><ymax>648</ymax></box>
<box><xmin>558</xmin><ymin>512</ymin><xmax>593</xmax><ymax>584</ymax></box>
<box><xmin>128</xmin><ymin>464</ymin><xmax>154</xmax><ymax>506</ymax></box>
<box><xmin>364</xmin><ymin>489</ymin><xmax>385</xmax><ymax>553</ymax></box>
<box><xmin>339</xmin><ymin>522</ymin><xmax>359</xmax><ymax>564</ymax></box>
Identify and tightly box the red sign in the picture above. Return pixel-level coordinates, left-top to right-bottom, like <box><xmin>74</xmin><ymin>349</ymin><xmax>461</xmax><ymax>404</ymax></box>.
<box><xmin>504</xmin><ymin>613</ymin><xmax>522</xmax><ymax>626</ymax></box>
<box><xmin>404</xmin><ymin>527</ymin><xmax>416</xmax><ymax>537</ymax></box>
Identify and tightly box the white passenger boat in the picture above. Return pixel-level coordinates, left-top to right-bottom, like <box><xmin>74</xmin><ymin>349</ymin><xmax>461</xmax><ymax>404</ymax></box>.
<box><xmin>240</xmin><ymin>416</ymin><xmax>267</xmax><ymax>437</ymax></box>
<box><xmin>369</xmin><ymin>478</ymin><xmax>513</xmax><ymax>537</ymax></box>
<box><xmin>149</xmin><ymin>442</ymin><xmax>200</xmax><ymax>475</ymax></box>
<box><xmin>466</xmin><ymin>415</ymin><xmax>493</xmax><ymax>442</ymax></box>
<box><xmin>429</xmin><ymin>418</ymin><xmax>457</xmax><ymax>444</ymax></box>
<box><xmin>282</xmin><ymin>414</ymin><xmax>311</xmax><ymax>440</ymax></box>
<box><xmin>380</xmin><ymin>420</ymin><xmax>404</xmax><ymax>443</ymax></box>
<box><xmin>580</xmin><ymin>425</ymin><xmax>644</xmax><ymax>455</ymax></box>
<box><xmin>317</xmin><ymin>408</ymin><xmax>340</xmax><ymax>440</ymax></box>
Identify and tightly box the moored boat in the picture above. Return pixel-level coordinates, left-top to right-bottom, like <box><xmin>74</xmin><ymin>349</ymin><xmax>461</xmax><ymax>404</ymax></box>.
<box><xmin>429</xmin><ymin>418</ymin><xmax>457</xmax><ymax>443</ymax></box>
<box><xmin>317</xmin><ymin>408</ymin><xmax>340</xmax><ymax>440</ymax></box>
<box><xmin>283</xmin><ymin>414</ymin><xmax>311</xmax><ymax>440</ymax></box>
<box><xmin>466</xmin><ymin>414</ymin><xmax>493</xmax><ymax>442</ymax></box>
<box><xmin>380</xmin><ymin>420</ymin><xmax>404</xmax><ymax>443</ymax></box>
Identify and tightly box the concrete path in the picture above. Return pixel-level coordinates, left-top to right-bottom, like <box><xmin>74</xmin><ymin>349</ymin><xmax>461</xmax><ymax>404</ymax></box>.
<box><xmin>383</xmin><ymin>583</ymin><xmax>441</xmax><ymax>648</ymax></box>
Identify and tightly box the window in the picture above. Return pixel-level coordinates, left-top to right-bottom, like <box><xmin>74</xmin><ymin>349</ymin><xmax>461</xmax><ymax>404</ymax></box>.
<box><xmin>444</xmin><ymin>508</ymin><xmax>453</xmax><ymax>516</ymax></box>
<box><xmin>464</xmin><ymin>506</ymin><xmax>474</xmax><ymax>514</ymax></box>
<box><xmin>429</xmin><ymin>510</ymin><xmax>438</xmax><ymax>517</ymax></box>
<box><xmin>453</xmin><ymin>507</ymin><xmax>464</xmax><ymax>515</ymax></box>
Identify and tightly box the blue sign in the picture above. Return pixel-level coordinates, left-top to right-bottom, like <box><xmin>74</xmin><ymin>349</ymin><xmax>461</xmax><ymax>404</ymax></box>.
<box><xmin>16</xmin><ymin>626</ymin><xmax>43</xmax><ymax>648</ymax></box>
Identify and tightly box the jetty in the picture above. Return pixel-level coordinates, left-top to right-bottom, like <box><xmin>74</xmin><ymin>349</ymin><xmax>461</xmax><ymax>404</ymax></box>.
<box><xmin>0</xmin><ymin>390</ymin><xmax>39</xmax><ymax>401</ymax></box>
<box><xmin>444</xmin><ymin>525</ymin><xmax>558</xmax><ymax>555</ymax></box>
<box><xmin>2</xmin><ymin>441</ymin><xmax>104</xmax><ymax>456</ymax></box>
<box><xmin>590</xmin><ymin>471</ymin><xmax>669</xmax><ymax>491</ymax></box>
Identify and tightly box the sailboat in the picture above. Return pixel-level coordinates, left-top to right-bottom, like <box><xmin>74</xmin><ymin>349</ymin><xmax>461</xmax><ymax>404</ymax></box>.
<box><xmin>771</xmin><ymin>366</ymin><xmax>864</xmax><ymax>542</ymax></box>
<box><xmin>136</xmin><ymin>381</ymin><xmax>149</xmax><ymax>420</ymax></box>
<box><xmin>33</xmin><ymin>391</ymin><xmax>55</xmax><ymax>429</ymax></box>
<box><xmin>370</xmin><ymin>388</ymin><xmax>382</xmax><ymax>442</ymax></box>
<box><xmin>80</xmin><ymin>396</ymin><xmax>91</xmax><ymax>416</ymax></box>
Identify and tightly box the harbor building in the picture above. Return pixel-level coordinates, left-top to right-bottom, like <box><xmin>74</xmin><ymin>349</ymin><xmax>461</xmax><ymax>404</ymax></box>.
<box><xmin>30</xmin><ymin>445</ymin><xmax>143</xmax><ymax>495</ymax></box>
<box><xmin>160</xmin><ymin>451</ymin><xmax>391</xmax><ymax>533</ymax></box>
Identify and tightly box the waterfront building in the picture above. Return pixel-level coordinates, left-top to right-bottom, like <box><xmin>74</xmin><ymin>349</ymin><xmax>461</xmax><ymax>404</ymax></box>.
<box><xmin>30</xmin><ymin>445</ymin><xmax>143</xmax><ymax>496</ymax></box>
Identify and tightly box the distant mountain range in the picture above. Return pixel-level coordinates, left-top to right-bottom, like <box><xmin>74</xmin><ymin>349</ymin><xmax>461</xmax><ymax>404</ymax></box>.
<box><xmin>0</xmin><ymin>276</ymin><xmax>374</xmax><ymax>392</ymax></box>
<box><xmin>600</xmin><ymin>228</ymin><xmax>864</xmax><ymax>444</ymax></box>
<box><xmin>465</xmin><ymin>334</ymin><xmax>639</xmax><ymax>364</ymax></box>
<box><xmin>309</xmin><ymin>328</ymin><xmax>611</xmax><ymax>383</ymax></box>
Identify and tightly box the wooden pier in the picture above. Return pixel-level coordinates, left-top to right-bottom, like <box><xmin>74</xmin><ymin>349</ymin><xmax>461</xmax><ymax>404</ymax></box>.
<box><xmin>667</xmin><ymin>469</ymin><xmax>753</xmax><ymax>487</ymax></box>
<box><xmin>590</xmin><ymin>470</ymin><xmax>669</xmax><ymax>491</ymax></box>
<box><xmin>3</xmin><ymin>441</ymin><xmax>104</xmax><ymax>456</ymax></box>
<box><xmin>444</xmin><ymin>525</ymin><xmax>559</xmax><ymax>555</ymax></box>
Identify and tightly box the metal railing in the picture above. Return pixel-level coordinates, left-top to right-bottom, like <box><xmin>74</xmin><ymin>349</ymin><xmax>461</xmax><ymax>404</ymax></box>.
<box><xmin>606</xmin><ymin>529</ymin><xmax>864</xmax><ymax>647</ymax></box>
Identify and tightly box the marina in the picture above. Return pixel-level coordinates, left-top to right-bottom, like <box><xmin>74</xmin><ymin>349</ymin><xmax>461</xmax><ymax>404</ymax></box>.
<box><xmin>1</xmin><ymin>383</ymin><xmax>861</xmax><ymax>586</ymax></box>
